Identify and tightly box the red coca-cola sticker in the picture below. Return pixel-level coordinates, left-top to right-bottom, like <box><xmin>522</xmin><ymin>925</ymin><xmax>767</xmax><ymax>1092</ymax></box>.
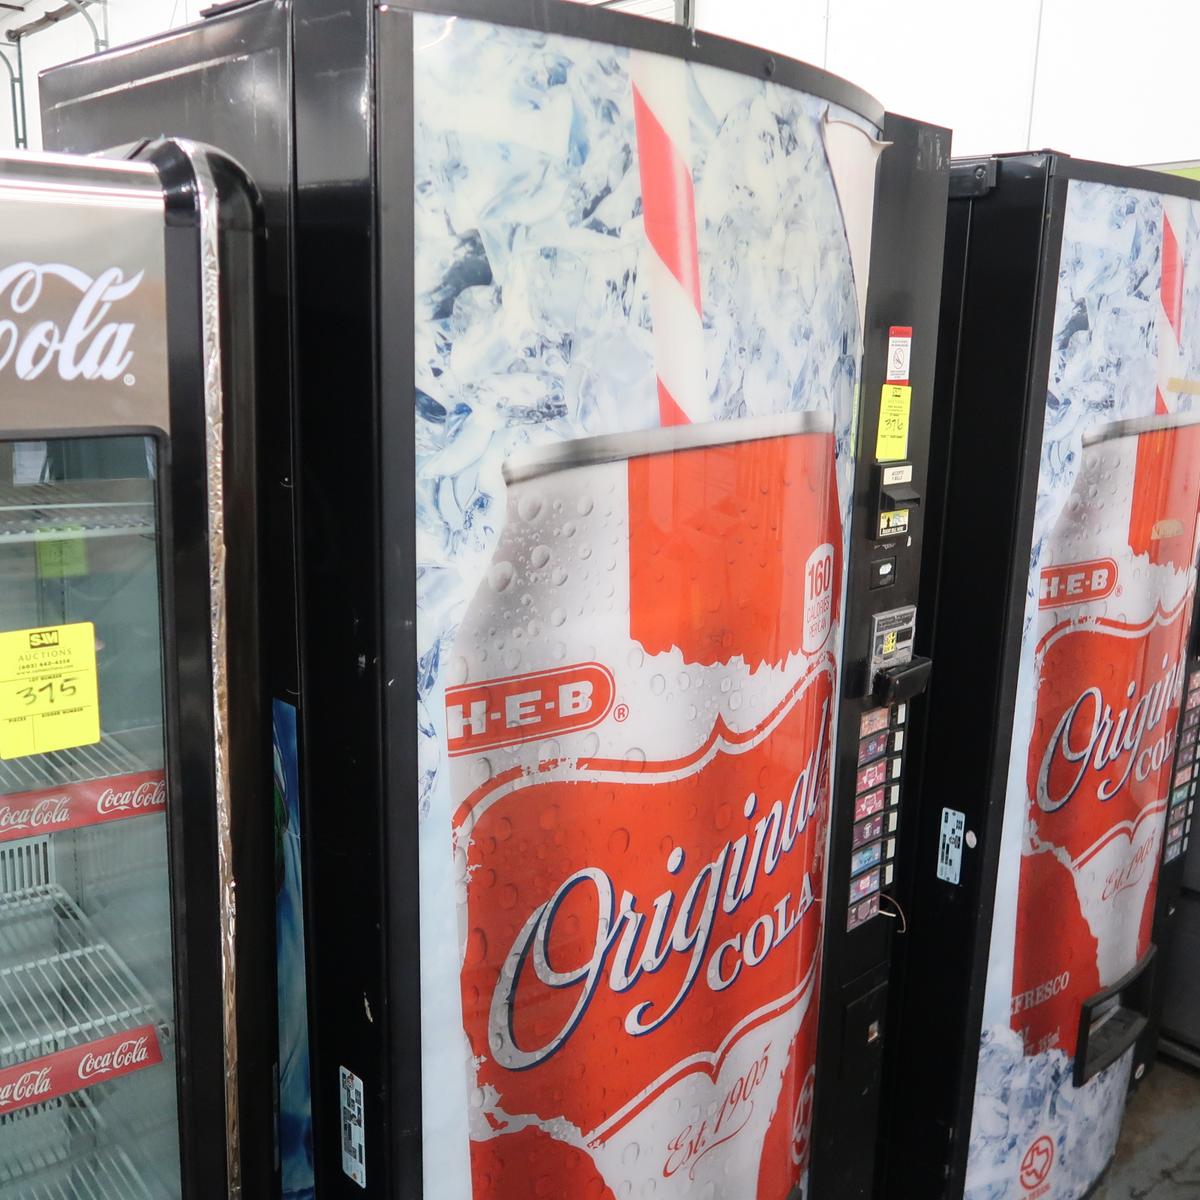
<box><xmin>0</xmin><ymin>1024</ymin><xmax>162</xmax><ymax>1115</ymax></box>
<box><xmin>0</xmin><ymin>769</ymin><xmax>166</xmax><ymax>844</ymax></box>
<box><xmin>445</xmin><ymin>665</ymin><xmax>615</xmax><ymax>757</ymax></box>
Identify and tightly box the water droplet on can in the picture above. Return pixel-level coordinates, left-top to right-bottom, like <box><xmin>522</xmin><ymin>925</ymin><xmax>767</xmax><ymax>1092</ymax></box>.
<box><xmin>517</xmin><ymin>493</ymin><xmax>543</xmax><ymax>523</ymax></box>
<box><xmin>488</xmin><ymin>561</ymin><xmax>515</xmax><ymax>592</ymax></box>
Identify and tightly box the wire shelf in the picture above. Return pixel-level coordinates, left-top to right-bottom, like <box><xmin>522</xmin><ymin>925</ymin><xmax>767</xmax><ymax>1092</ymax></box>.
<box><xmin>0</xmin><ymin>727</ymin><xmax>162</xmax><ymax>799</ymax></box>
<box><xmin>0</xmin><ymin>1093</ymin><xmax>154</xmax><ymax>1199</ymax></box>
<box><xmin>0</xmin><ymin>480</ymin><xmax>154</xmax><ymax>543</ymax></box>
<box><xmin>0</xmin><ymin>884</ymin><xmax>158</xmax><ymax>1067</ymax></box>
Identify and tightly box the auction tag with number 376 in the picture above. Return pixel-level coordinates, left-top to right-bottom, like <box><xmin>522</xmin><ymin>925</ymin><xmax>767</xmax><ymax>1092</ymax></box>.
<box><xmin>0</xmin><ymin>622</ymin><xmax>100</xmax><ymax>760</ymax></box>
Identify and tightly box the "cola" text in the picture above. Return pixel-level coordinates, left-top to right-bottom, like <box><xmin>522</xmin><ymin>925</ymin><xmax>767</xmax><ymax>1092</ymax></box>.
<box><xmin>0</xmin><ymin>263</ymin><xmax>142</xmax><ymax>382</ymax></box>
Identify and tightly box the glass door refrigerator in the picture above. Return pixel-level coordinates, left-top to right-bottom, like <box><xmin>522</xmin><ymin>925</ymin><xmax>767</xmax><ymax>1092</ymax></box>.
<box><xmin>0</xmin><ymin>144</ymin><xmax>276</xmax><ymax>1197</ymax></box>
<box><xmin>885</xmin><ymin>153</ymin><xmax>1200</xmax><ymax>1200</ymax></box>
<box><xmin>39</xmin><ymin>3</ymin><xmax>950</xmax><ymax>1197</ymax></box>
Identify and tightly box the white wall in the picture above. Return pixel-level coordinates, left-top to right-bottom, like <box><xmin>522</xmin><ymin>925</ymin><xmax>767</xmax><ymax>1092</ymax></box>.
<box><xmin>698</xmin><ymin>0</ymin><xmax>1200</xmax><ymax>164</ymax></box>
<box><xmin>2</xmin><ymin>0</ymin><xmax>1200</xmax><ymax>165</ymax></box>
<box><xmin>0</xmin><ymin>0</ymin><xmax>195</xmax><ymax>152</ymax></box>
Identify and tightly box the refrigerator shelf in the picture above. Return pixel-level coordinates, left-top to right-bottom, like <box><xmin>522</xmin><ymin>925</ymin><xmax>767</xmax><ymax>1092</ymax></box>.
<box><xmin>0</xmin><ymin>480</ymin><xmax>154</xmax><ymax>543</ymax></box>
<box><xmin>0</xmin><ymin>884</ymin><xmax>160</xmax><ymax>1068</ymax></box>
<box><xmin>0</xmin><ymin>726</ymin><xmax>162</xmax><ymax>799</ymax></box>
<box><xmin>0</xmin><ymin>1094</ymin><xmax>153</xmax><ymax>1198</ymax></box>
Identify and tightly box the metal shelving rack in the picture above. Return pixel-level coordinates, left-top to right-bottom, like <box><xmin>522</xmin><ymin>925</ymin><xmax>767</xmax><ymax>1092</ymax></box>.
<box><xmin>0</xmin><ymin>480</ymin><xmax>154</xmax><ymax>543</ymax></box>
<box><xmin>0</xmin><ymin>836</ymin><xmax>164</xmax><ymax>1196</ymax></box>
<box><xmin>0</xmin><ymin>850</ymin><xmax>161</xmax><ymax>1069</ymax></box>
<box><xmin>0</xmin><ymin>727</ymin><xmax>160</xmax><ymax>798</ymax></box>
<box><xmin>0</xmin><ymin>437</ymin><xmax>174</xmax><ymax>1192</ymax></box>
<box><xmin>0</xmin><ymin>1094</ymin><xmax>153</xmax><ymax>1199</ymax></box>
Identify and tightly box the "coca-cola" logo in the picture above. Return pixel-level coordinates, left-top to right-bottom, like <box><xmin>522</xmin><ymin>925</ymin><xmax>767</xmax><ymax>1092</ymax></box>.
<box><xmin>1036</xmin><ymin>650</ymin><xmax>1183</xmax><ymax>813</ymax></box>
<box><xmin>77</xmin><ymin>1035</ymin><xmax>151</xmax><ymax>1081</ymax></box>
<box><xmin>0</xmin><ymin>795</ymin><xmax>70</xmax><ymax>833</ymax></box>
<box><xmin>0</xmin><ymin>1068</ymin><xmax>50</xmax><ymax>1109</ymax></box>
<box><xmin>96</xmin><ymin>778</ymin><xmax>166</xmax><ymax>815</ymax></box>
<box><xmin>0</xmin><ymin>263</ymin><xmax>142</xmax><ymax>382</ymax></box>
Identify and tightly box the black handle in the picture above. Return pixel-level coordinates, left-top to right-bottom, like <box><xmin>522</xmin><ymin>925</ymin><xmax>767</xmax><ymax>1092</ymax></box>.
<box><xmin>1074</xmin><ymin>944</ymin><xmax>1157</xmax><ymax>1086</ymax></box>
<box><xmin>873</xmin><ymin>655</ymin><xmax>932</xmax><ymax>705</ymax></box>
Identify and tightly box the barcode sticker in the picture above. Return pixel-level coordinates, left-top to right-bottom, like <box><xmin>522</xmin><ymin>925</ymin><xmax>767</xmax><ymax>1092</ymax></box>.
<box><xmin>938</xmin><ymin>807</ymin><xmax>966</xmax><ymax>885</ymax></box>
<box><xmin>340</xmin><ymin>1066</ymin><xmax>366</xmax><ymax>1188</ymax></box>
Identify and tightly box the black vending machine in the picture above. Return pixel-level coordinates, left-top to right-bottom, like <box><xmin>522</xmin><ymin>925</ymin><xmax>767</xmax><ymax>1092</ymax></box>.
<box><xmin>886</xmin><ymin>152</ymin><xmax>1200</xmax><ymax>1200</ymax></box>
<box><xmin>41</xmin><ymin>3</ymin><xmax>948</xmax><ymax>1197</ymax></box>
<box><xmin>0</xmin><ymin>144</ymin><xmax>276</xmax><ymax>1196</ymax></box>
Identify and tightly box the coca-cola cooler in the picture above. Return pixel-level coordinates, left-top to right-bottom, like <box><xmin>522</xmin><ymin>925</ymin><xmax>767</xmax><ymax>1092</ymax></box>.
<box><xmin>39</xmin><ymin>3</ymin><xmax>949</xmax><ymax>1197</ymax></box>
<box><xmin>885</xmin><ymin>153</ymin><xmax>1200</xmax><ymax>1200</ymax></box>
<box><xmin>0</xmin><ymin>146</ymin><xmax>277</xmax><ymax>1196</ymax></box>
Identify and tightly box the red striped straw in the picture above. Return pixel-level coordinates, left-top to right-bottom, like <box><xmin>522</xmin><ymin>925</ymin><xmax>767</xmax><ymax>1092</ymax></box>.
<box><xmin>631</xmin><ymin>51</ymin><xmax>707</xmax><ymax>427</ymax></box>
<box><xmin>1157</xmin><ymin>199</ymin><xmax>1185</xmax><ymax>416</ymax></box>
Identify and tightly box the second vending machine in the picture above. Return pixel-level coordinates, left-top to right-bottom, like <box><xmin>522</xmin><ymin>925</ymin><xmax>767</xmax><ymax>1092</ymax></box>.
<box><xmin>41</xmin><ymin>1</ymin><xmax>950</xmax><ymax>1196</ymax></box>
<box><xmin>888</xmin><ymin>153</ymin><xmax>1200</xmax><ymax>1200</ymax></box>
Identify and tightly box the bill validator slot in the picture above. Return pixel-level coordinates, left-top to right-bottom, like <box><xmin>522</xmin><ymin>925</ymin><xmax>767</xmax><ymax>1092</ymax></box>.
<box><xmin>876</xmin><ymin>462</ymin><xmax>920</xmax><ymax>540</ymax></box>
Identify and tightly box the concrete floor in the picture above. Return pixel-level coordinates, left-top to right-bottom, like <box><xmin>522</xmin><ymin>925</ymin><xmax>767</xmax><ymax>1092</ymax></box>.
<box><xmin>1093</xmin><ymin>1058</ymin><xmax>1200</xmax><ymax>1199</ymax></box>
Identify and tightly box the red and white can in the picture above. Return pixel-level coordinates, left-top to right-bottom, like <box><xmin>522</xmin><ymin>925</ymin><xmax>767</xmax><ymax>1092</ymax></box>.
<box><xmin>1014</xmin><ymin>412</ymin><xmax>1200</xmax><ymax>1057</ymax></box>
<box><xmin>445</xmin><ymin>411</ymin><xmax>842</xmax><ymax>1199</ymax></box>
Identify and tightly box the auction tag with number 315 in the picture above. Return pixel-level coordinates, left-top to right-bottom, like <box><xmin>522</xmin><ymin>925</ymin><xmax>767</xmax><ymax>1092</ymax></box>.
<box><xmin>0</xmin><ymin>622</ymin><xmax>100</xmax><ymax>760</ymax></box>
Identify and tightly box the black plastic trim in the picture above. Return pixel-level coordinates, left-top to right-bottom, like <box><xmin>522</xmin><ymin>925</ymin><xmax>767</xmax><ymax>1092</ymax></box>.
<box><xmin>142</xmin><ymin>136</ymin><xmax>275</xmax><ymax>1198</ymax></box>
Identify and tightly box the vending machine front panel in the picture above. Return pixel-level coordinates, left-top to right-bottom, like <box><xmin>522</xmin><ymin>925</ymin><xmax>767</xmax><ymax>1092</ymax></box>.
<box><xmin>395</xmin><ymin>13</ymin><xmax>885</xmax><ymax>1198</ymax></box>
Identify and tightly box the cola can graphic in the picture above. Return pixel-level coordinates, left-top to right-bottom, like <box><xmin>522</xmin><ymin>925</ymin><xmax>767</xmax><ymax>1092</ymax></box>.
<box><xmin>443</xmin><ymin>411</ymin><xmax>842</xmax><ymax>1199</ymax></box>
<box><xmin>1013</xmin><ymin>411</ymin><xmax>1200</xmax><ymax>1057</ymax></box>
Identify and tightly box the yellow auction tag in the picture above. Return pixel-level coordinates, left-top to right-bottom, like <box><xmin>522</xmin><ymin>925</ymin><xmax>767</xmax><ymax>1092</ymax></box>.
<box><xmin>876</xmin><ymin>384</ymin><xmax>912</xmax><ymax>462</ymax></box>
<box><xmin>0</xmin><ymin>622</ymin><xmax>101</xmax><ymax>759</ymax></box>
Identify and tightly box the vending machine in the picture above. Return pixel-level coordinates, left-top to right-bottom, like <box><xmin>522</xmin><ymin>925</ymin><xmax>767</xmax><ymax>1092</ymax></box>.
<box><xmin>40</xmin><ymin>2</ymin><xmax>949</xmax><ymax>1196</ymax></box>
<box><xmin>0</xmin><ymin>146</ymin><xmax>276</xmax><ymax>1196</ymax></box>
<box><xmin>885</xmin><ymin>153</ymin><xmax>1200</xmax><ymax>1200</ymax></box>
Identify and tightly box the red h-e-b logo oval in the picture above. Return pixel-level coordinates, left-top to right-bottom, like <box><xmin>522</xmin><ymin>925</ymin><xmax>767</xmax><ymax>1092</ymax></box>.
<box><xmin>1038</xmin><ymin>558</ymin><xmax>1117</xmax><ymax>609</ymax></box>
<box><xmin>445</xmin><ymin>663</ymin><xmax>615</xmax><ymax>756</ymax></box>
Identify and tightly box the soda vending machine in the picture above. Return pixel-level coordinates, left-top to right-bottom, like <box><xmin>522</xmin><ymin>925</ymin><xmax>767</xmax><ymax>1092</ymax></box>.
<box><xmin>39</xmin><ymin>2</ymin><xmax>949</xmax><ymax>1196</ymax></box>
<box><xmin>0</xmin><ymin>145</ymin><xmax>276</xmax><ymax>1196</ymax></box>
<box><xmin>886</xmin><ymin>153</ymin><xmax>1200</xmax><ymax>1200</ymax></box>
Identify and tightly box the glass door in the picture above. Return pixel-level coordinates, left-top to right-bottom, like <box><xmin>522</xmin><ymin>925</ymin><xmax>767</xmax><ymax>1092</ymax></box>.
<box><xmin>0</xmin><ymin>434</ymin><xmax>181</xmax><ymax>1199</ymax></box>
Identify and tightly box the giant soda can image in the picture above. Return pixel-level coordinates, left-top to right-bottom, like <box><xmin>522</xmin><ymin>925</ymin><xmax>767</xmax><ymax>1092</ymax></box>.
<box><xmin>1014</xmin><ymin>412</ymin><xmax>1200</xmax><ymax>1059</ymax></box>
<box><xmin>445</xmin><ymin>412</ymin><xmax>842</xmax><ymax>1199</ymax></box>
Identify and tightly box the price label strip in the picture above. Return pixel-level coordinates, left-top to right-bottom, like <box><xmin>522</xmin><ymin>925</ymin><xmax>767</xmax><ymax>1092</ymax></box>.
<box><xmin>0</xmin><ymin>622</ymin><xmax>101</xmax><ymax>759</ymax></box>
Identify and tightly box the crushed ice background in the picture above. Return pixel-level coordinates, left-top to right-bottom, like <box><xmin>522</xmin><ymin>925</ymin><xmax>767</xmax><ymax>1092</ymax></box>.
<box><xmin>967</xmin><ymin>181</ymin><xmax>1200</xmax><ymax>1200</ymax></box>
<box><xmin>410</xmin><ymin>13</ymin><xmax>876</xmax><ymax>1197</ymax></box>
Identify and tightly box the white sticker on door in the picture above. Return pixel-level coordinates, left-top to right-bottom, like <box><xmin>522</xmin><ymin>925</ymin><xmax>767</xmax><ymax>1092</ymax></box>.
<box><xmin>938</xmin><ymin>807</ymin><xmax>966</xmax><ymax>885</ymax></box>
<box><xmin>339</xmin><ymin>1065</ymin><xmax>366</xmax><ymax>1188</ymax></box>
